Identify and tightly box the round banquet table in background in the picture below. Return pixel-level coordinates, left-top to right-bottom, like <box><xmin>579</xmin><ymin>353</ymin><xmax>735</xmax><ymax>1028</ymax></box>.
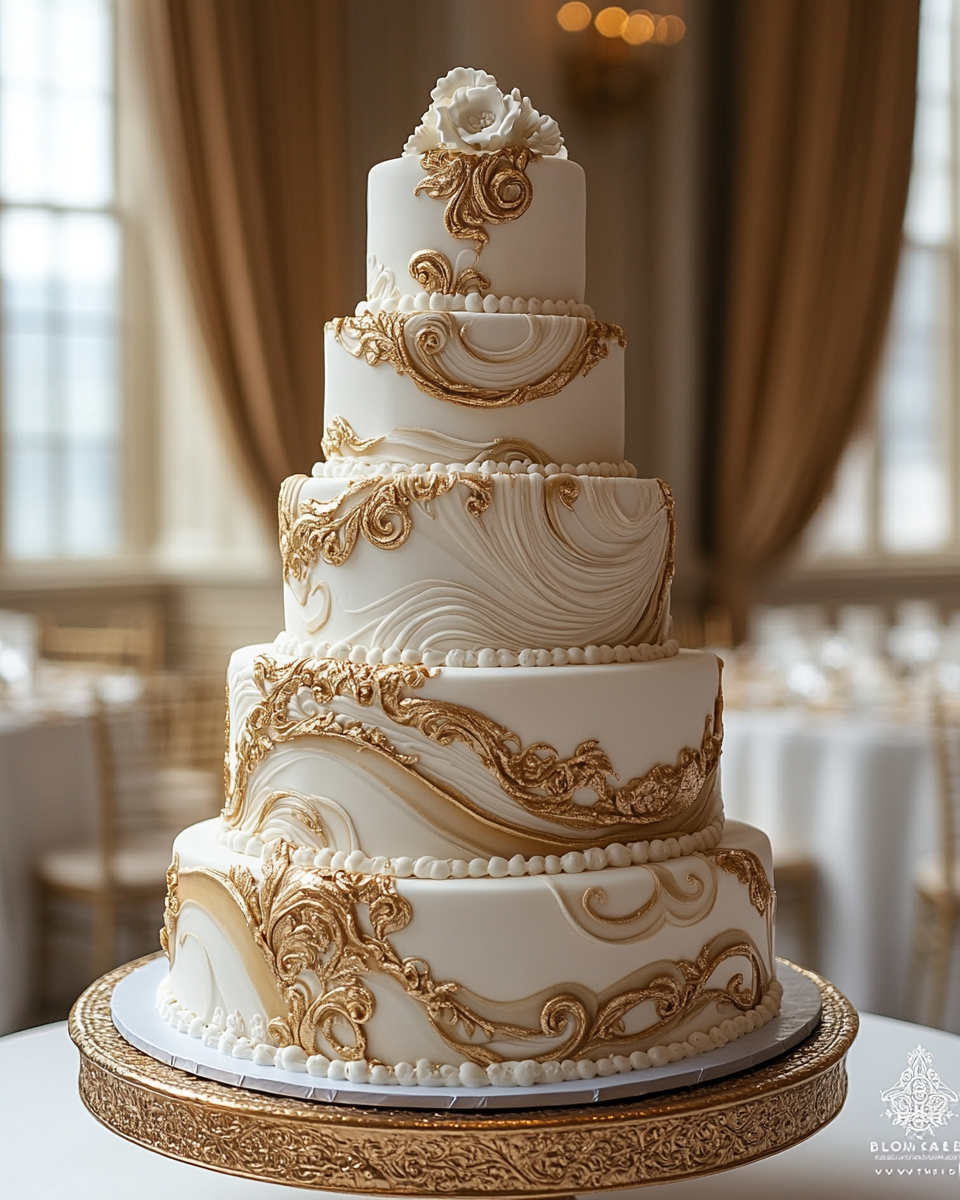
<box><xmin>2</xmin><ymin>1013</ymin><xmax>959</xmax><ymax>1197</ymax></box>
<box><xmin>722</xmin><ymin>707</ymin><xmax>942</xmax><ymax>1026</ymax></box>
<box><xmin>0</xmin><ymin>711</ymin><xmax>100</xmax><ymax>1034</ymax></box>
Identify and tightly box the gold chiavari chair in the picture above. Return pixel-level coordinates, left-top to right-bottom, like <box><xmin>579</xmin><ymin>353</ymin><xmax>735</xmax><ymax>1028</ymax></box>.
<box><xmin>908</xmin><ymin>691</ymin><xmax>960</xmax><ymax>1028</ymax></box>
<box><xmin>34</xmin><ymin>674</ymin><xmax>224</xmax><ymax>1006</ymax></box>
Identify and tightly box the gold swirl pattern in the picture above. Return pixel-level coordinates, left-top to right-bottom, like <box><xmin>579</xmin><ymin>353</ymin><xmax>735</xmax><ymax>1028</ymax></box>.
<box><xmin>326</xmin><ymin>310</ymin><xmax>626</xmax><ymax>409</ymax></box>
<box><xmin>159</xmin><ymin>854</ymin><xmax>180</xmax><ymax>957</ymax></box>
<box><xmin>408</xmin><ymin>249</ymin><xmax>490</xmax><ymax>296</ymax></box>
<box><xmin>415</xmin><ymin>147</ymin><xmax>539</xmax><ymax>251</ymax></box>
<box><xmin>319</xmin><ymin>418</ymin><xmax>552</xmax><ymax>466</ymax></box>
<box><xmin>580</xmin><ymin>859</ymin><xmax>716</xmax><ymax>939</ymax></box>
<box><xmin>223</xmin><ymin>656</ymin><xmax>723</xmax><ymax>835</ymax></box>
<box><xmin>320</xmin><ymin>416</ymin><xmax>385</xmax><ymax>459</ymax></box>
<box><xmin>165</xmin><ymin>842</ymin><xmax>765</xmax><ymax>1065</ymax></box>
<box><xmin>704</xmin><ymin>847</ymin><xmax>775</xmax><ymax>915</ymax></box>
<box><xmin>278</xmin><ymin>472</ymin><xmax>493</xmax><ymax>586</ymax></box>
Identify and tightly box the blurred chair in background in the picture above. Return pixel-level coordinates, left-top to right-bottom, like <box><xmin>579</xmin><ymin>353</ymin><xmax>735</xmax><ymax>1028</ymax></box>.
<box><xmin>40</xmin><ymin>605</ymin><xmax>163</xmax><ymax>673</ymax></box>
<box><xmin>33</xmin><ymin>673</ymin><xmax>224</xmax><ymax>1011</ymax></box>
<box><xmin>908</xmin><ymin>692</ymin><xmax>960</xmax><ymax>1028</ymax></box>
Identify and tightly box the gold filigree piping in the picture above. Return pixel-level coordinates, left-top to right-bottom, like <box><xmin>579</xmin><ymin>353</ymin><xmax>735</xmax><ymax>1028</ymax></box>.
<box><xmin>583</xmin><ymin>865</ymin><xmax>706</xmax><ymax>926</ymax></box>
<box><xmin>168</xmin><ymin>843</ymin><xmax>766</xmax><ymax>1065</ymax></box>
<box><xmin>415</xmin><ymin>147</ymin><xmax>539</xmax><ymax>251</ymax></box>
<box><xmin>223</xmin><ymin>657</ymin><xmax>723</xmax><ymax>835</ymax></box>
<box><xmin>278</xmin><ymin>472</ymin><xmax>493</xmax><ymax>585</ymax></box>
<box><xmin>409</xmin><ymin>250</ymin><xmax>490</xmax><ymax>296</ymax></box>
<box><xmin>321</xmin><ymin>416</ymin><xmax>385</xmax><ymax>459</ymax></box>
<box><xmin>326</xmin><ymin>311</ymin><xmax>626</xmax><ymax>409</ymax></box>
<box><xmin>160</xmin><ymin>854</ymin><xmax>180</xmax><ymax>959</ymax></box>
<box><xmin>704</xmin><ymin>847</ymin><xmax>774</xmax><ymax>915</ymax></box>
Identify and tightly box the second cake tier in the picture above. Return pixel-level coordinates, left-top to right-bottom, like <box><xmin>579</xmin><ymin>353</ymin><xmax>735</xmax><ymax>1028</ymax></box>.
<box><xmin>221</xmin><ymin>646</ymin><xmax>723</xmax><ymax>864</ymax></box>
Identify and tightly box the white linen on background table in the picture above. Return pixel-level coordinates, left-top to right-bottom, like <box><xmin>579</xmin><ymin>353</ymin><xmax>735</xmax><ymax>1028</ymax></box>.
<box><xmin>722</xmin><ymin>708</ymin><xmax>938</xmax><ymax>1022</ymax></box>
<box><xmin>3</xmin><ymin>1016</ymin><xmax>960</xmax><ymax>1198</ymax></box>
<box><xmin>0</xmin><ymin>715</ymin><xmax>100</xmax><ymax>1034</ymax></box>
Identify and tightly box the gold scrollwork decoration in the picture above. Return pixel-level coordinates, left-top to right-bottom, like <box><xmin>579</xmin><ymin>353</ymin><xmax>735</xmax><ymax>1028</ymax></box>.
<box><xmin>159</xmin><ymin>854</ymin><xmax>180</xmax><ymax>958</ymax></box>
<box><xmin>223</xmin><ymin>656</ymin><xmax>723</xmax><ymax>835</ymax></box>
<box><xmin>278</xmin><ymin>471</ymin><xmax>493</xmax><ymax>586</ymax></box>
<box><xmin>408</xmin><ymin>250</ymin><xmax>490</xmax><ymax>296</ymax></box>
<box><xmin>320</xmin><ymin>416</ymin><xmax>385</xmax><ymax>459</ymax></box>
<box><xmin>170</xmin><ymin>843</ymin><xmax>765</xmax><ymax>1066</ymax></box>
<box><xmin>703</xmin><ymin>847</ymin><xmax>775</xmax><ymax>915</ymax></box>
<box><xmin>583</xmin><ymin>864</ymin><xmax>708</xmax><ymax>927</ymax></box>
<box><xmin>415</xmin><ymin>147</ymin><xmax>539</xmax><ymax>251</ymax></box>
<box><xmin>327</xmin><ymin>310</ymin><xmax>626</xmax><ymax>409</ymax></box>
<box><xmin>220</xmin><ymin>841</ymin><xmax>587</xmax><ymax>1065</ymax></box>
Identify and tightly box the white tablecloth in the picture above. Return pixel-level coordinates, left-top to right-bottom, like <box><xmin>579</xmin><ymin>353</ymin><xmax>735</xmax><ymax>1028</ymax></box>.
<box><xmin>3</xmin><ymin>1016</ymin><xmax>960</xmax><ymax>1197</ymax></box>
<box><xmin>0</xmin><ymin>714</ymin><xmax>99</xmax><ymax>1033</ymax></box>
<box><xmin>722</xmin><ymin>708</ymin><xmax>937</xmax><ymax>1023</ymax></box>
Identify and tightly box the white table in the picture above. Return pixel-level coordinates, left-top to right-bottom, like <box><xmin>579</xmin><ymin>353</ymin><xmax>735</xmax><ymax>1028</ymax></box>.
<box><xmin>2</xmin><ymin>1015</ymin><xmax>959</xmax><ymax>1197</ymax></box>
<box><xmin>0</xmin><ymin>712</ymin><xmax>100</xmax><ymax>1033</ymax></box>
<box><xmin>722</xmin><ymin>708</ymin><xmax>938</xmax><ymax>1024</ymax></box>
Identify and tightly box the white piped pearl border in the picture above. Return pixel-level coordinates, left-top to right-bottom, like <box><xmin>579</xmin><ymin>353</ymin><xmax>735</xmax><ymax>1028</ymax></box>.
<box><xmin>355</xmin><ymin>293</ymin><xmax>596</xmax><ymax>319</ymax></box>
<box><xmin>271</xmin><ymin>635</ymin><xmax>680</xmax><ymax>670</ymax></box>
<box><xmin>216</xmin><ymin>814</ymin><xmax>724</xmax><ymax>879</ymax></box>
<box><xmin>156</xmin><ymin>976</ymin><xmax>783</xmax><ymax>1089</ymax></box>
<box><xmin>312</xmin><ymin>458</ymin><xmax>639</xmax><ymax>479</ymax></box>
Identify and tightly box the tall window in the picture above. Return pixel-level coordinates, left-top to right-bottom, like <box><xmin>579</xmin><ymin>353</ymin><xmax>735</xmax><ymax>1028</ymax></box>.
<box><xmin>0</xmin><ymin>0</ymin><xmax>120</xmax><ymax>560</ymax></box>
<box><xmin>807</xmin><ymin>0</ymin><xmax>957</xmax><ymax>560</ymax></box>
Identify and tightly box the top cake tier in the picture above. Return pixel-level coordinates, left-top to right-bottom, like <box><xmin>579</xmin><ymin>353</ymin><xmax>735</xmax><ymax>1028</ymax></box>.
<box><xmin>367</xmin><ymin>154</ymin><xmax>586</xmax><ymax>306</ymax></box>
<box><xmin>367</xmin><ymin>67</ymin><xmax>584</xmax><ymax>307</ymax></box>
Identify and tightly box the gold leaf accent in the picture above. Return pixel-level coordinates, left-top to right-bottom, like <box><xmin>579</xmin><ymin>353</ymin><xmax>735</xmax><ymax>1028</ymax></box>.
<box><xmin>415</xmin><ymin>147</ymin><xmax>539</xmax><ymax>251</ymax></box>
<box><xmin>704</xmin><ymin>847</ymin><xmax>774</xmax><ymax>915</ymax></box>
<box><xmin>583</xmin><ymin>865</ymin><xmax>707</xmax><ymax>926</ymax></box>
<box><xmin>582</xmin><ymin>935</ymin><xmax>765</xmax><ymax>1056</ymax></box>
<box><xmin>278</xmin><ymin>472</ymin><xmax>493</xmax><ymax>586</ymax></box>
<box><xmin>320</xmin><ymin>416</ymin><xmax>385</xmax><ymax>459</ymax></box>
<box><xmin>173</xmin><ymin>846</ymin><xmax>765</xmax><ymax>1066</ymax></box>
<box><xmin>159</xmin><ymin>854</ymin><xmax>180</xmax><ymax>959</ymax></box>
<box><xmin>408</xmin><ymin>249</ymin><xmax>490</xmax><ymax>296</ymax></box>
<box><xmin>326</xmin><ymin>311</ymin><xmax>626</xmax><ymax>409</ymax></box>
<box><xmin>223</xmin><ymin>657</ymin><xmax>723</xmax><ymax>835</ymax></box>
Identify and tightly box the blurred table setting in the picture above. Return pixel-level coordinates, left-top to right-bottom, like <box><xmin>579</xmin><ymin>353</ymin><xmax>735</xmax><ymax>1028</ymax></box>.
<box><xmin>0</xmin><ymin>607</ymin><xmax>223</xmax><ymax>1035</ymax></box>
<box><xmin>715</xmin><ymin>601</ymin><xmax>960</xmax><ymax>1030</ymax></box>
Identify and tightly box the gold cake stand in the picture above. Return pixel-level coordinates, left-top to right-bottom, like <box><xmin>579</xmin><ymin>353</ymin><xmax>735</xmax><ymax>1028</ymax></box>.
<box><xmin>70</xmin><ymin>955</ymin><xmax>858</xmax><ymax>1196</ymax></box>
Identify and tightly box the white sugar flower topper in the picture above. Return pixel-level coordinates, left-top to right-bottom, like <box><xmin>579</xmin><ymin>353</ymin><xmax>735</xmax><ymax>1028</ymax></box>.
<box><xmin>403</xmin><ymin>68</ymin><xmax>566</xmax><ymax>158</ymax></box>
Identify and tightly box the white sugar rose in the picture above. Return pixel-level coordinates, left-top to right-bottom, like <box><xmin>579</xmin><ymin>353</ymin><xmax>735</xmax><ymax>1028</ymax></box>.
<box><xmin>403</xmin><ymin>67</ymin><xmax>566</xmax><ymax>158</ymax></box>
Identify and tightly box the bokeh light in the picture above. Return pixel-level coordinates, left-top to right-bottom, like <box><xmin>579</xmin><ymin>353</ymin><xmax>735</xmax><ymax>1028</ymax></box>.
<box><xmin>653</xmin><ymin>14</ymin><xmax>685</xmax><ymax>44</ymax></box>
<box><xmin>556</xmin><ymin>2</ymin><xmax>593</xmax><ymax>32</ymax></box>
<box><xmin>594</xmin><ymin>6</ymin><xmax>628</xmax><ymax>37</ymax></box>
<box><xmin>622</xmin><ymin>10</ymin><xmax>656</xmax><ymax>44</ymax></box>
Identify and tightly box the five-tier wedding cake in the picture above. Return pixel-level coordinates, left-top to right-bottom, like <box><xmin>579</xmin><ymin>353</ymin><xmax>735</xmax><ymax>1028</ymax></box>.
<box><xmin>156</xmin><ymin>69</ymin><xmax>781</xmax><ymax>1090</ymax></box>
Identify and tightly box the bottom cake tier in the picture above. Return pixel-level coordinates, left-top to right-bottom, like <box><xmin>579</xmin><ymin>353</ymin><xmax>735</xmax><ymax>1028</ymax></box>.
<box><xmin>159</xmin><ymin>818</ymin><xmax>780</xmax><ymax>1088</ymax></box>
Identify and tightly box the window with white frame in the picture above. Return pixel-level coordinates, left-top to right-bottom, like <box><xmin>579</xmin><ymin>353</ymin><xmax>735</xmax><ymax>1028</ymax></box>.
<box><xmin>806</xmin><ymin>0</ymin><xmax>958</xmax><ymax>561</ymax></box>
<box><xmin>0</xmin><ymin>0</ymin><xmax>120</xmax><ymax>561</ymax></box>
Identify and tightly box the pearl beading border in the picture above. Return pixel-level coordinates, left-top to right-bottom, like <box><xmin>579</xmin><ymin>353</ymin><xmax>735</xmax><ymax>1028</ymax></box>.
<box><xmin>270</xmin><ymin>634</ymin><xmax>680</xmax><ymax>670</ymax></box>
<box><xmin>216</xmin><ymin>814</ymin><xmax>724</xmax><ymax>879</ymax></box>
<box><xmin>312</xmin><ymin>459</ymin><xmax>639</xmax><ymax>479</ymax></box>
<box><xmin>356</xmin><ymin>292</ymin><xmax>596</xmax><ymax>318</ymax></box>
<box><xmin>156</xmin><ymin>976</ymin><xmax>783</xmax><ymax>1090</ymax></box>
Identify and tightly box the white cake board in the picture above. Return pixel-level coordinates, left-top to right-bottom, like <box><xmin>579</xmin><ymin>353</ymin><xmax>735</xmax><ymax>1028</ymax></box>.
<box><xmin>111</xmin><ymin>956</ymin><xmax>821</xmax><ymax>1111</ymax></box>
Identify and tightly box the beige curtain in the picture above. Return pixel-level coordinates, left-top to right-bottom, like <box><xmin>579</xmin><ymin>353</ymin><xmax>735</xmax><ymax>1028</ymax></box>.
<box><xmin>708</xmin><ymin>0</ymin><xmax>920</xmax><ymax>634</ymax></box>
<box><xmin>142</xmin><ymin>0</ymin><xmax>350</xmax><ymax>517</ymax></box>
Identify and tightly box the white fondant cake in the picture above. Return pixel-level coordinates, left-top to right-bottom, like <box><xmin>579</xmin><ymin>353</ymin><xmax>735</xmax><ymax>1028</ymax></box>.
<box><xmin>158</xmin><ymin>69</ymin><xmax>780</xmax><ymax>1088</ymax></box>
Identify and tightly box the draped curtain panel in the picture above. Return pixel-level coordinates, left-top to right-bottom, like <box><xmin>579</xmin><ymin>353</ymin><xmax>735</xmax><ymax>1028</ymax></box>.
<box><xmin>706</xmin><ymin>0</ymin><xmax>920</xmax><ymax>633</ymax></box>
<box><xmin>142</xmin><ymin>0</ymin><xmax>349</xmax><ymax>517</ymax></box>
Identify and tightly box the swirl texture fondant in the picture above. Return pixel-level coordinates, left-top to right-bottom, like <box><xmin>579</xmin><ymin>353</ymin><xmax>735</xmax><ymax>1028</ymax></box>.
<box><xmin>158</xmin><ymin>69</ymin><xmax>780</xmax><ymax>1085</ymax></box>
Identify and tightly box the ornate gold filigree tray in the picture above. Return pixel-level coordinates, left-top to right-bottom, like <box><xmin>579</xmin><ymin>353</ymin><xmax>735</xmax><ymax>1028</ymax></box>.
<box><xmin>70</xmin><ymin>955</ymin><xmax>857</xmax><ymax>1195</ymax></box>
